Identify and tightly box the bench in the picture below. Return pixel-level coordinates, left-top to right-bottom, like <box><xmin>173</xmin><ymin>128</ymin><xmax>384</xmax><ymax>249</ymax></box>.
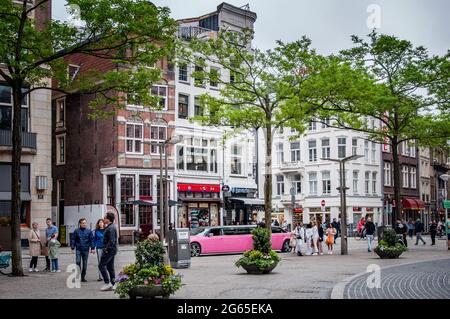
<box><xmin>0</xmin><ymin>252</ymin><xmax>11</xmax><ymax>275</ymax></box>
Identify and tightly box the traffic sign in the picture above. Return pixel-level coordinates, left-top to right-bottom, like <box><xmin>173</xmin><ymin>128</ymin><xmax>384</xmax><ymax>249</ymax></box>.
<box><xmin>321</xmin><ymin>200</ymin><xmax>325</xmax><ymax>206</ymax></box>
<box><xmin>443</xmin><ymin>200</ymin><xmax>450</xmax><ymax>209</ymax></box>
<box><xmin>222</xmin><ymin>185</ymin><xmax>230</xmax><ymax>192</ymax></box>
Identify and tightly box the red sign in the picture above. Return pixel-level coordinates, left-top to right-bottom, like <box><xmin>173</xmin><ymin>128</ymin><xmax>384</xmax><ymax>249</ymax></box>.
<box><xmin>293</xmin><ymin>208</ymin><xmax>303</xmax><ymax>213</ymax></box>
<box><xmin>177</xmin><ymin>183</ymin><xmax>220</xmax><ymax>193</ymax></box>
<box><xmin>321</xmin><ymin>200</ymin><xmax>325</xmax><ymax>206</ymax></box>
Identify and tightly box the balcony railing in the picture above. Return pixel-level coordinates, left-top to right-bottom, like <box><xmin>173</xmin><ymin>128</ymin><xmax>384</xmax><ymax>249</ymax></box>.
<box><xmin>281</xmin><ymin>193</ymin><xmax>304</xmax><ymax>202</ymax></box>
<box><xmin>177</xmin><ymin>26</ymin><xmax>214</xmax><ymax>40</ymax></box>
<box><xmin>279</xmin><ymin>161</ymin><xmax>304</xmax><ymax>172</ymax></box>
<box><xmin>0</xmin><ymin>130</ymin><xmax>37</xmax><ymax>150</ymax></box>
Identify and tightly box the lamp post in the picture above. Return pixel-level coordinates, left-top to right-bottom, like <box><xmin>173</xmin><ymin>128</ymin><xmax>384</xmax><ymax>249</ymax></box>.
<box><xmin>150</xmin><ymin>135</ymin><xmax>183</xmax><ymax>245</ymax></box>
<box><xmin>322</xmin><ymin>154</ymin><xmax>364</xmax><ymax>255</ymax></box>
<box><xmin>439</xmin><ymin>174</ymin><xmax>449</xmax><ymax>250</ymax></box>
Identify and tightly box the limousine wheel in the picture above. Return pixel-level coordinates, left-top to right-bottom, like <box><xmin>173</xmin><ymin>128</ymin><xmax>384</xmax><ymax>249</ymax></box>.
<box><xmin>281</xmin><ymin>240</ymin><xmax>291</xmax><ymax>253</ymax></box>
<box><xmin>190</xmin><ymin>243</ymin><xmax>201</xmax><ymax>257</ymax></box>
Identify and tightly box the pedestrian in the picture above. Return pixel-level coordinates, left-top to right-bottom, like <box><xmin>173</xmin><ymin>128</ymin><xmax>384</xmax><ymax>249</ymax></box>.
<box><xmin>274</xmin><ymin>219</ymin><xmax>280</xmax><ymax>227</ymax></box>
<box><xmin>94</xmin><ymin>219</ymin><xmax>105</xmax><ymax>281</ymax></box>
<box><xmin>28</xmin><ymin>222</ymin><xmax>42</xmax><ymax>272</ymax></box>
<box><xmin>331</xmin><ymin>218</ymin><xmax>339</xmax><ymax>244</ymax></box>
<box><xmin>44</xmin><ymin>218</ymin><xmax>58</xmax><ymax>272</ymax></box>
<box><xmin>429</xmin><ymin>220</ymin><xmax>437</xmax><ymax>246</ymax></box>
<box><xmin>312</xmin><ymin>221</ymin><xmax>319</xmax><ymax>255</ymax></box>
<box><xmin>305</xmin><ymin>223</ymin><xmax>313</xmax><ymax>256</ymax></box>
<box><xmin>394</xmin><ymin>219</ymin><xmax>408</xmax><ymax>247</ymax></box>
<box><xmin>414</xmin><ymin>219</ymin><xmax>426</xmax><ymax>245</ymax></box>
<box><xmin>48</xmin><ymin>233</ymin><xmax>61</xmax><ymax>272</ymax></box>
<box><xmin>407</xmin><ymin>219</ymin><xmax>414</xmax><ymax>239</ymax></box>
<box><xmin>357</xmin><ymin>217</ymin><xmax>366</xmax><ymax>239</ymax></box>
<box><xmin>364</xmin><ymin>217</ymin><xmax>376</xmax><ymax>252</ymax></box>
<box><xmin>325</xmin><ymin>223</ymin><xmax>336</xmax><ymax>254</ymax></box>
<box><xmin>289</xmin><ymin>229</ymin><xmax>297</xmax><ymax>254</ymax></box>
<box><xmin>99</xmin><ymin>212</ymin><xmax>118</xmax><ymax>291</ymax></box>
<box><xmin>294</xmin><ymin>222</ymin><xmax>305</xmax><ymax>256</ymax></box>
<box><xmin>70</xmin><ymin>218</ymin><xmax>95</xmax><ymax>282</ymax></box>
<box><xmin>317</xmin><ymin>220</ymin><xmax>324</xmax><ymax>255</ymax></box>
<box><xmin>446</xmin><ymin>217</ymin><xmax>450</xmax><ymax>250</ymax></box>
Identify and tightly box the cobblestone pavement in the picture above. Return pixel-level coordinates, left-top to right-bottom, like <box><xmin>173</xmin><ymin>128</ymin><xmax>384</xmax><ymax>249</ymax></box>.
<box><xmin>341</xmin><ymin>258</ymin><xmax>450</xmax><ymax>299</ymax></box>
<box><xmin>0</xmin><ymin>236</ymin><xmax>448</xmax><ymax>299</ymax></box>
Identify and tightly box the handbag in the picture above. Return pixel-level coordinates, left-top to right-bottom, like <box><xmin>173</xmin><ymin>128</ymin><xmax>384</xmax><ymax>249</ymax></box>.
<box><xmin>34</xmin><ymin>230</ymin><xmax>48</xmax><ymax>256</ymax></box>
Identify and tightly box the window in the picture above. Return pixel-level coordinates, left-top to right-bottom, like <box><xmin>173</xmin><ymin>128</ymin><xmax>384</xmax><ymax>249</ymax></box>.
<box><xmin>231</xmin><ymin>145</ymin><xmax>243</xmax><ymax>175</ymax></box>
<box><xmin>177</xmin><ymin>145</ymin><xmax>184</xmax><ymax>170</ymax></box>
<box><xmin>56</xmin><ymin>98</ymin><xmax>65</xmax><ymax>128</ymax></box>
<box><xmin>185</xmin><ymin>139</ymin><xmax>209</xmax><ymax>172</ymax></box>
<box><xmin>309</xmin><ymin>172</ymin><xmax>317</xmax><ymax>195</ymax></box>
<box><xmin>410</xmin><ymin>142</ymin><xmax>416</xmax><ymax>158</ymax></box>
<box><xmin>276</xmin><ymin>143</ymin><xmax>284</xmax><ymax>164</ymax></box>
<box><xmin>209</xmin><ymin>67</ymin><xmax>220</xmax><ymax>88</ymax></box>
<box><xmin>352</xmin><ymin>138</ymin><xmax>358</xmax><ymax>155</ymax></box>
<box><xmin>151</xmin><ymin>85</ymin><xmax>168</xmax><ymax>110</ymax></box>
<box><xmin>0</xmin><ymin>85</ymin><xmax>28</xmax><ymax>131</ymax></box>
<box><xmin>401</xmin><ymin>141</ymin><xmax>410</xmax><ymax>156</ymax></box>
<box><xmin>68</xmin><ymin>64</ymin><xmax>80</xmax><ymax>81</ymax></box>
<box><xmin>290</xmin><ymin>142</ymin><xmax>300</xmax><ymax>162</ymax></box>
<box><xmin>309</xmin><ymin>120</ymin><xmax>316</xmax><ymax>131</ymax></box>
<box><xmin>338</xmin><ymin>137</ymin><xmax>346</xmax><ymax>159</ymax></box>
<box><xmin>402</xmin><ymin>166</ymin><xmax>409</xmax><ymax>188</ymax></box>
<box><xmin>276</xmin><ymin>175</ymin><xmax>284</xmax><ymax>196</ymax></box>
<box><xmin>321</xmin><ymin>117</ymin><xmax>330</xmax><ymax>128</ymax></box>
<box><xmin>126</xmin><ymin>123</ymin><xmax>143</xmax><ymax>154</ymax></box>
<box><xmin>364</xmin><ymin>140</ymin><xmax>369</xmax><ymax>161</ymax></box>
<box><xmin>293</xmin><ymin>174</ymin><xmax>301</xmax><ymax>194</ymax></box>
<box><xmin>139</xmin><ymin>175</ymin><xmax>152</xmax><ymax>198</ymax></box>
<box><xmin>372</xmin><ymin>172</ymin><xmax>377</xmax><ymax>194</ymax></box>
<box><xmin>210</xmin><ymin>148</ymin><xmax>218</xmax><ymax>173</ymax></box>
<box><xmin>371</xmin><ymin>142</ymin><xmax>376</xmax><ymax>162</ymax></box>
<box><xmin>308</xmin><ymin>140</ymin><xmax>317</xmax><ymax>162</ymax></box>
<box><xmin>365</xmin><ymin>172</ymin><xmax>370</xmax><ymax>194</ymax></box>
<box><xmin>178</xmin><ymin>94</ymin><xmax>189</xmax><ymax>119</ymax></box>
<box><xmin>150</xmin><ymin>126</ymin><xmax>167</xmax><ymax>154</ymax></box>
<box><xmin>194</xmin><ymin>65</ymin><xmax>205</xmax><ymax>87</ymax></box>
<box><xmin>322</xmin><ymin>171</ymin><xmax>331</xmax><ymax>194</ymax></box>
<box><xmin>194</xmin><ymin>96</ymin><xmax>203</xmax><ymax>116</ymax></box>
<box><xmin>321</xmin><ymin>139</ymin><xmax>330</xmax><ymax>159</ymax></box>
<box><xmin>120</xmin><ymin>175</ymin><xmax>135</xmax><ymax>226</ymax></box>
<box><xmin>353</xmin><ymin>171</ymin><xmax>359</xmax><ymax>194</ymax></box>
<box><xmin>410</xmin><ymin>167</ymin><xmax>416</xmax><ymax>189</ymax></box>
<box><xmin>56</xmin><ymin>135</ymin><xmax>65</xmax><ymax>164</ymax></box>
<box><xmin>179</xmin><ymin>63</ymin><xmax>188</xmax><ymax>82</ymax></box>
<box><xmin>384</xmin><ymin>162</ymin><xmax>392</xmax><ymax>186</ymax></box>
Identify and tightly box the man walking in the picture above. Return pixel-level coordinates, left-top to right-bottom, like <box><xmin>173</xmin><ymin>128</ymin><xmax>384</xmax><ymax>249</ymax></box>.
<box><xmin>100</xmin><ymin>212</ymin><xmax>118</xmax><ymax>291</ymax></box>
<box><xmin>429</xmin><ymin>220</ymin><xmax>437</xmax><ymax>246</ymax></box>
<box><xmin>415</xmin><ymin>219</ymin><xmax>426</xmax><ymax>245</ymax></box>
<box><xmin>395</xmin><ymin>219</ymin><xmax>408</xmax><ymax>247</ymax></box>
<box><xmin>364</xmin><ymin>217</ymin><xmax>376</xmax><ymax>252</ymax></box>
<box><xmin>44</xmin><ymin>218</ymin><xmax>58</xmax><ymax>271</ymax></box>
<box><xmin>70</xmin><ymin>218</ymin><xmax>95</xmax><ymax>282</ymax></box>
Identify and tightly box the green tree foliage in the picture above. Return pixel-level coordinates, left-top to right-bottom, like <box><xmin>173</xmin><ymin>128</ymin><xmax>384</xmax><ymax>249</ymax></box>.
<box><xmin>0</xmin><ymin>0</ymin><xmax>176</xmax><ymax>275</ymax></box>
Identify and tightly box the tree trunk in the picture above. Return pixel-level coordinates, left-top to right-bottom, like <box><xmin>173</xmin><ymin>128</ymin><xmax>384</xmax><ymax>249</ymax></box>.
<box><xmin>11</xmin><ymin>85</ymin><xmax>24</xmax><ymax>276</ymax></box>
<box><xmin>263</xmin><ymin>124</ymin><xmax>273</xmax><ymax>234</ymax></box>
<box><xmin>392</xmin><ymin>138</ymin><xmax>401</xmax><ymax>224</ymax></box>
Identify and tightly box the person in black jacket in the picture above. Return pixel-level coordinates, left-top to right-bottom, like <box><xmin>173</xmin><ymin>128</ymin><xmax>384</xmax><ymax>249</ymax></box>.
<box><xmin>99</xmin><ymin>212</ymin><xmax>118</xmax><ymax>291</ymax></box>
<box><xmin>415</xmin><ymin>219</ymin><xmax>426</xmax><ymax>245</ymax></box>
<box><xmin>70</xmin><ymin>218</ymin><xmax>95</xmax><ymax>282</ymax></box>
<box><xmin>364</xmin><ymin>217</ymin><xmax>376</xmax><ymax>252</ymax></box>
<box><xmin>395</xmin><ymin>219</ymin><xmax>408</xmax><ymax>247</ymax></box>
<box><xmin>429</xmin><ymin>220</ymin><xmax>437</xmax><ymax>245</ymax></box>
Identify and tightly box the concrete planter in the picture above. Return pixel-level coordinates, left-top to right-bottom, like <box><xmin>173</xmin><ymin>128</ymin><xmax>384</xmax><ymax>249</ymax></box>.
<box><xmin>374</xmin><ymin>247</ymin><xmax>404</xmax><ymax>259</ymax></box>
<box><xmin>128</xmin><ymin>285</ymin><xmax>169</xmax><ymax>299</ymax></box>
<box><xmin>241</xmin><ymin>261</ymin><xmax>278</xmax><ymax>274</ymax></box>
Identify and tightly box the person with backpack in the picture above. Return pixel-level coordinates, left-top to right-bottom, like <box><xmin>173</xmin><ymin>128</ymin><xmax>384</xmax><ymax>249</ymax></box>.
<box><xmin>415</xmin><ymin>219</ymin><xmax>426</xmax><ymax>245</ymax></box>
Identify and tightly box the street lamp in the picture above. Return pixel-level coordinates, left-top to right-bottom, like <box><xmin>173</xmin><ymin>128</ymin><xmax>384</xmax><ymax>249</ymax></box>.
<box><xmin>322</xmin><ymin>154</ymin><xmax>364</xmax><ymax>255</ymax></box>
<box><xmin>439</xmin><ymin>174</ymin><xmax>449</xmax><ymax>250</ymax></box>
<box><xmin>150</xmin><ymin>134</ymin><xmax>183</xmax><ymax>246</ymax></box>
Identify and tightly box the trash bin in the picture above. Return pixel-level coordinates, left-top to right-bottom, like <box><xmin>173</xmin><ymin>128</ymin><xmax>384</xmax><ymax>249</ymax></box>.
<box><xmin>167</xmin><ymin>228</ymin><xmax>191</xmax><ymax>269</ymax></box>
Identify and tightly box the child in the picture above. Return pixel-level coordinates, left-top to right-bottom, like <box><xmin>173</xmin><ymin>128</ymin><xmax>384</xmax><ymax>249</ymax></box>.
<box><xmin>48</xmin><ymin>234</ymin><xmax>61</xmax><ymax>272</ymax></box>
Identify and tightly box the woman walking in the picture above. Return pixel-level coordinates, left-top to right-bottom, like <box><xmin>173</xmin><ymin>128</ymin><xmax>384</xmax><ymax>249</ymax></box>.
<box><xmin>28</xmin><ymin>222</ymin><xmax>42</xmax><ymax>272</ymax></box>
<box><xmin>312</xmin><ymin>221</ymin><xmax>319</xmax><ymax>255</ymax></box>
<box><xmin>325</xmin><ymin>223</ymin><xmax>337</xmax><ymax>254</ymax></box>
<box><xmin>294</xmin><ymin>222</ymin><xmax>305</xmax><ymax>256</ymax></box>
<box><xmin>317</xmin><ymin>221</ymin><xmax>324</xmax><ymax>255</ymax></box>
<box><xmin>94</xmin><ymin>219</ymin><xmax>105</xmax><ymax>281</ymax></box>
<box><xmin>305</xmin><ymin>223</ymin><xmax>314</xmax><ymax>255</ymax></box>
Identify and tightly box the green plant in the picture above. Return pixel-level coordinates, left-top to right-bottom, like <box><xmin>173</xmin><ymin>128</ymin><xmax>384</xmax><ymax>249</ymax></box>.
<box><xmin>375</xmin><ymin>229</ymin><xmax>408</xmax><ymax>259</ymax></box>
<box><xmin>381</xmin><ymin>229</ymin><xmax>398</xmax><ymax>247</ymax></box>
<box><xmin>251</xmin><ymin>227</ymin><xmax>271</xmax><ymax>254</ymax></box>
<box><xmin>135</xmin><ymin>238</ymin><xmax>165</xmax><ymax>268</ymax></box>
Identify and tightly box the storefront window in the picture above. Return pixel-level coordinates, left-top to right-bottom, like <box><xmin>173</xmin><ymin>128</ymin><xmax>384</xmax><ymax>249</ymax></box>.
<box><xmin>120</xmin><ymin>175</ymin><xmax>135</xmax><ymax>226</ymax></box>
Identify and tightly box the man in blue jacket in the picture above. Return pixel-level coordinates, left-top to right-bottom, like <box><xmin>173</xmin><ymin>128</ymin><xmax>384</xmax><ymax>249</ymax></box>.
<box><xmin>71</xmin><ymin>218</ymin><xmax>95</xmax><ymax>282</ymax></box>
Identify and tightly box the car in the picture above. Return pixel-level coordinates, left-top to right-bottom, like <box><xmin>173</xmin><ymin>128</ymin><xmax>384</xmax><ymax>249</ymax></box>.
<box><xmin>189</xmin><ymin>225</ymin><xmax>292</xmax><ymax>257</ymax></box>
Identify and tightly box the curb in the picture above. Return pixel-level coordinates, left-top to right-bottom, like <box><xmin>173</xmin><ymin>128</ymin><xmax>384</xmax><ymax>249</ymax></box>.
<box><xmin>330</xmin><ymin>256</ymin><xmax>450</xmax><ymax>299</ymax></box>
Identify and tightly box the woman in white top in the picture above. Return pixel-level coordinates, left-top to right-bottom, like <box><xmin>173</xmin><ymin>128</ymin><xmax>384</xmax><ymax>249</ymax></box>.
<box><xmin>294</xmin><ymin>223</ymin><xmax>305</xmax><ymax>256</ymax></box>
<box><xmin>305</xmin><ymin>223</ymin><xmax>314</xmax><ymax>255</ymax></box>
<box><xmin>312</xmin><ymin>221</ymin><xmax>319</xmax><ymax>255</ymax></box>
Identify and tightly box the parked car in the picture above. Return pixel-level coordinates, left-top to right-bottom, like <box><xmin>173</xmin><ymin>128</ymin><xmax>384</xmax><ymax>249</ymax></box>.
<box><xmin>189</xmin><ymin>225</ymin><xmax>292</xmax><ymax>257</ymax></box>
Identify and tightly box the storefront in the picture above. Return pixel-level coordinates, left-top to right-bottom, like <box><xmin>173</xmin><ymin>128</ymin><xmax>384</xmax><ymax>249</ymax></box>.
<box><xmin>308</xmin><ymin>207</ymin><xmax>330</xmax><ymax>224</ymax></box>
<box><xmin>177</xmin><ymin>183</ymin><xmax>221</xmax><ymax>229</ymax></box>
<box><xmin>226</xmin><ymin>187</ymin><xmax>262</xmax><ymax>225</ymax></box>
<box><xmin>292</xmin><ymin>207</ymin><xmax>303</xmax><ymax>225</ymax></box>
<box><xmin>401</xmin><ymin>198</ymin><xmax>425</xmax><ymax>222</ymax></box>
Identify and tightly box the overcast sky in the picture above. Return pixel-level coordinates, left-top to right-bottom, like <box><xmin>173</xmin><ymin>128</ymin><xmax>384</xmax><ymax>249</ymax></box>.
<box><xmin>52</xmin><ymin>0</ymin><xmax>449</xmax><ymax>56</ymax></box>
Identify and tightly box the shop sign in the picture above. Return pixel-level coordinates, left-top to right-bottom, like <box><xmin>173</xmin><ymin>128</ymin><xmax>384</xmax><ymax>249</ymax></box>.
<box><xmin>366</xmin><ymin>207</ymin><xmax>374</xmax><ymax>212</ymax></box>
<box><xmin>443</xmin><ymin>200</ymin><xmax>450</xmax><ymax>209</ymax></box>
<box><xmin>293</xmin><ymin>207</ymin><xmax>303</xmax><ymax>213</ymax></box>
<box><xmin>177</xmin><ymin>183</ymin><xmax>220</xmax><ymax>193</ymax></box>
<box><xmin>353</xmin><ymin>207</ymin><xmax>362</xmax><ymax>212</ymax></box>
<box><xmin>231</xmin><ymin>187</ymin><xmax>249</xmax><ymax>194</ymax></box>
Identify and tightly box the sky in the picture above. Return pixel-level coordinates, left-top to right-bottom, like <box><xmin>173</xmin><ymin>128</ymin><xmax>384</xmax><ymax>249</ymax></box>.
<box><xmin>52</xmin><ymin>0</ymin><xmax>450</xmax><ymax>56</ymax></box>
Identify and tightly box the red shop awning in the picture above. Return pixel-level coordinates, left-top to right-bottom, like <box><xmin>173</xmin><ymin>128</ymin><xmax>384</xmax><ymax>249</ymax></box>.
<box><xmin>177</xmin><ymin>183</ymin><xmax>220</xmax><ymax>193</ymax></box>
<box><xmin>415</xmin><ymin>199</ymin><xmax>425</xmax><ymax>209</ymax></box>
<box><xmin>402</xmin><ymin>198</ymin><xmax>418</xmax><ymax>209</ymax></box>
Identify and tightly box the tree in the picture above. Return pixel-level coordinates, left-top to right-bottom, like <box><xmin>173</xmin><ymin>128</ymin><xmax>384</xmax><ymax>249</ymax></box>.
<box><xmin>0</xmin><ymin>0</ymin><xmax>177</xmax><ymax>276</ymax></box>
<box><xmin>319</xmin><ymin>31</ymin><xmax>450</xmax><ymax>223</ymax></box>
<box><xmin>181</xmin><ymin>30</ymin><xmax>340</xmax><ymax>233</ymax></box>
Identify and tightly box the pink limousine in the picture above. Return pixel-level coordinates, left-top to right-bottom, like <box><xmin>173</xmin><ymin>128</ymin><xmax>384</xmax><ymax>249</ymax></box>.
<box><xmin>189</xmin><ymin>225</ymin><xmax>292</xmax><ymax>257</ymax></box>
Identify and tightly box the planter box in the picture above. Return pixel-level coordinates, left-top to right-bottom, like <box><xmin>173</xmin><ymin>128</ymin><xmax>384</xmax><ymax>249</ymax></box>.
<box><xmin>374</xmin><ymin>247</ymin><xmax>404</xmax><ymax>259</ymax></box>
<box><xmin>241</xmin><ymin>261</ymin><xmax>278</xmax><ymax>274</ymax></box>
<box><xmin>129</xmin><ymin>285</ymin><xmax>169</xmax><ymax>299</ymax></box>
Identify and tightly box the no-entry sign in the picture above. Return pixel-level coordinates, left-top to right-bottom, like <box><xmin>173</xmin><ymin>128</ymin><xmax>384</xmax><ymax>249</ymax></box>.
<box><xmin>321</xmin><ymin>200</ymin><xmax>325</xmax><ymax>206</ymax></box>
